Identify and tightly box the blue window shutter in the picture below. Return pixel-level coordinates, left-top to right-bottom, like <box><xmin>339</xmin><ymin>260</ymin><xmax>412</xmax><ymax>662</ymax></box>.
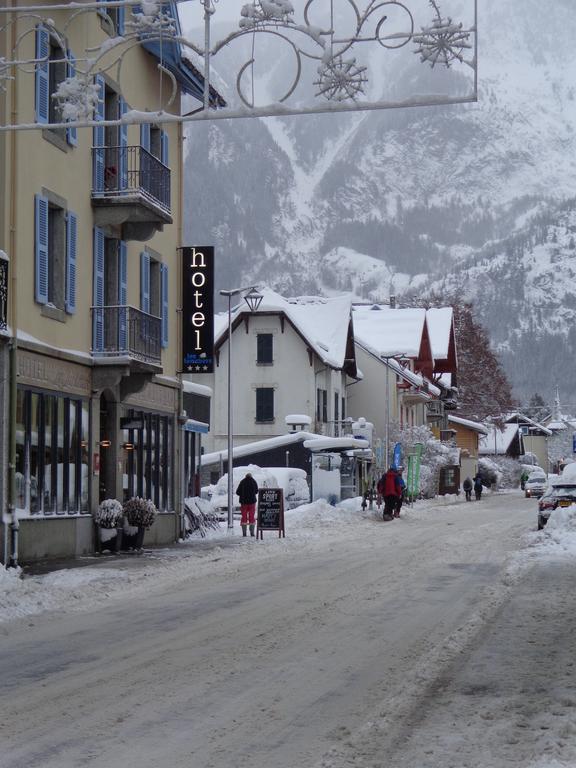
<box><xmin>65</xmin><ymin>211</ymin><xmax>78</xmax><ymax>313</ymax></box>
<box><xmin>35</xmin><ymin>26</ymin><xmax>49</xmax><ymax>125</ymax></box>
<box><xmin>119</xmin><ymin>96</ymin><xmax>128</xmax><ymax>190</ymax></box>
<box><xmin>160</xmin><ymin>263</ymin><xmax>168</xmax><ymax>348</ymax></box>
<box><xmin>34</xmin><ymin>194</ymin><xmax>49</xmax><ymax>304</ymax></box>
<box><xmin>140</xmin><ymin>123</ymin><xmax>151</xmax><ymax>152</ymax></box>
<box><xmin>117</xmin><ymin>3</ymin><xmax>125</xmax><ymax>35</ymax></box>
<box><xmin>161</xmin><ymin>130</ymin><xmax>169</xmax><ymax>166</ymax></box>
<box><xmin>93</xmin><ymin>228</ymin><xmax>105</xmax><ymax>352</ymax></box>
<box><xmin>66</xmin><ymin>51</ymin><xmax>78</xmax><ymax>146</ymax></box>
<box><xmin>140</xmin><ymin>251</ymin><xmax>150</xmax><ymax>314</ymax></box>
<box><xmin>119</xmin><ymin>240</ymin><xmax>127</xmax><ymax>349</ymax></box>
<box><xmin>93</xmin><ymin>75</ymin><xmax>106</xmax><ymax>194</ymax></box>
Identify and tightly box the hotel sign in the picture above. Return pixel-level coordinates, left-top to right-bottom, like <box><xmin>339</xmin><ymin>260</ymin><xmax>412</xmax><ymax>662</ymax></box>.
<box><xmin>181</xmin><ymin>246</ymin><xmax>214</xmax><ymax>374</ymax></box>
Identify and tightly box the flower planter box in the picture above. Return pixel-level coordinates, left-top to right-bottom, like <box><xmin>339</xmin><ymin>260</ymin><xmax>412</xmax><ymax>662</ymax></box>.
<box><xmin>97</xmin><ymin>525</ymin><xmax>123</xmax><ymax>554</ymax></box>
<box><xmin>121</xmin><ymin>523</ymin><xmax>145</xmax><ymax>552</ymax></box>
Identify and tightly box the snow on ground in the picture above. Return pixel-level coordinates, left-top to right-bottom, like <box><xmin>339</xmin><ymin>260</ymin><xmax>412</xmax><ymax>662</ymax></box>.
<box><xmin>2</xmin><ymin>492</ymin><xmax>575</xmax><ymax>627</ymax></box>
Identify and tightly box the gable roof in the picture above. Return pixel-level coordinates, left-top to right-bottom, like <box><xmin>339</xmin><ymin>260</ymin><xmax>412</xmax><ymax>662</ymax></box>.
<box><xmin>214</xmin><ymin>288</ymin><xmax>357</xmax><ymax>374</ymax></box>
<box><xmin>426</xmin><ymin>307</ymin><xmax>458</xmax><ymax>375</ymax></box>
<box><xmin>448</xmin><ymin>415</ymin><xmax>488</xmax><ymax>434</ymax></box>
<box><xmin>505</xmin><ymin>412</ymin><xmax>552</xmax><ymax>436</ymax></box>
<box><xmin>352</xmin><ymin>304</ymin><xmax>434</xmax><ymax>378</ymax></box>
<box><xmin>479</xmin><ymin>424</ymin><xmax>522</xmax><ymax>456</ymax></box>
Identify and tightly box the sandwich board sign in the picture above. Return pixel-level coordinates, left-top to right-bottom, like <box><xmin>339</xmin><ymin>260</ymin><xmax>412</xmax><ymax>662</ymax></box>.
<box><xmin>257</xmin><ymin>487</ymin><xmax>285</xmax><ymax>539</ymax></box>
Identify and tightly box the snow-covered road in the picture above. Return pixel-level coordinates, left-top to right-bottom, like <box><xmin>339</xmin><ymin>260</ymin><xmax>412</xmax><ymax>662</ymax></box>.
<box><xmin>1</xmin><ymin>492</ymin><xmax>572</xmax><ymax>768</ymax></box>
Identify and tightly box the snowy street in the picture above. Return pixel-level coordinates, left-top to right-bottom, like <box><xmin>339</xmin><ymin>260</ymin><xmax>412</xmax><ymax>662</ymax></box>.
<box><xmin>1</xmin><ymin>491</ymin><xmax>574</xmax><ymax>768</ymax></box>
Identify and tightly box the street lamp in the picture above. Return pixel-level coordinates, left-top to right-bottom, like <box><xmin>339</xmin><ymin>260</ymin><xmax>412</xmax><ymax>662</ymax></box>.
<box><xmin>219</xmin><ymin>285</ymin><xmax>263</xmax><ymax>530</ymax></box>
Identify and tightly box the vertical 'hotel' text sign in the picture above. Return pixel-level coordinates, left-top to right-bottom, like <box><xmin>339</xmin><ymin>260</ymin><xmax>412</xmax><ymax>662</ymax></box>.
<box><xmin>181</xmin><ymin>246</ymin><xmax>214</xmax><ymax>373</ymax></box>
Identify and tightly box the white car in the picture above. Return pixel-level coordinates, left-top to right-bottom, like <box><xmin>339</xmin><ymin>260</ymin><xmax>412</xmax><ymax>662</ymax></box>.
<box><xmin>525</xmin><ymin>472</ymin><xmax>547</xmax><ymax>498</ymax></box>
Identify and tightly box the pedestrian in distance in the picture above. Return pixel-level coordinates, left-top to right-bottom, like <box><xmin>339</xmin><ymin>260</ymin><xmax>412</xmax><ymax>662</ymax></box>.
<box><xmin>382</xmin><ymin>466</ymin><xmax>402</xmax><ymax>521</ymax></box>
<box><xmin>463</xmin><ymin>476</ymin><xmax>473</xmax><ymax>501</ymax></box>
<box><xmin>394</xmin><ymin>470</ymin><xmax>406</xmax><ymax>518</ymax></box>
<box><xmin>473</xmin><ymin>475</ymin><xmax>483</xmax><ymax>501</ymax></box>
<box><xmin>236</xmin><ymin>471</ymin><xmax>258</xmax><ymax>537</ymax></box>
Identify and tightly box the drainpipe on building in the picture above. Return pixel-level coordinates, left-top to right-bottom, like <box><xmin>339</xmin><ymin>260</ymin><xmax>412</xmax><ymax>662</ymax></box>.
<box><xmin>5</xmin><ymin>0</ymin><xmax>18</xmax><ymax>568</ymax></box>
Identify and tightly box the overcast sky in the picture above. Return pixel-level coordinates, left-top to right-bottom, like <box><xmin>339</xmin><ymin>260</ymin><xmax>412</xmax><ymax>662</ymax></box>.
<box><xmin>179</xmin><ymin>0</ymin><xmax>242</xmax><ymax>31</ymax></box>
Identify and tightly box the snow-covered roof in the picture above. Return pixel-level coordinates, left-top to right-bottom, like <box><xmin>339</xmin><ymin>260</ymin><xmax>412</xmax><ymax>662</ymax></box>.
<box><xmin>448</xmin><ymin>415</ymin><xmax>488</xmax><ymax>435</ymax></box>
<box><xmin>479</xmin><ymin>424</ymin><xmax>519</xmax><ymax>455</ymax></box>
<box><xmin>505</xmin><ymin>412</ymin><xmax>552</xmax><ymax>436</ymax></box>
<box><xmin>303</xmin><ymin>437</ymin><xmax>369</xmax><ymax>452</ymax></box>
<box><xmin>182</xmin><ymin>379</ymin><xmax>212</xmax><ymax>398</ymax></box>
<box><xmin>352</xmin><ymin>305</ymin><xmax>428</xmax><ymax>359</ymax></box>
<box><xmin>426</xmin><ymin>308</ymin><xmax>453</xmax><ymax>360</ymax></box>
<box><xmin>215</xmin><ymin>288</ymin><xmax>354</xmax><ymax>370</ymax></box>
<box><xmin>201</xmin><ymin>431</ymin><xmax>320</xmax><ymax>466</ymax></box>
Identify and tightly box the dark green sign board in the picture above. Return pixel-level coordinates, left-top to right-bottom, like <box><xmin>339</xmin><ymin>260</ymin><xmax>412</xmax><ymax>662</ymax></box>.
<box><xmin>257</xmin><ymin>487</ymin><xmax>285</xmax><ymax>538</ymax></box>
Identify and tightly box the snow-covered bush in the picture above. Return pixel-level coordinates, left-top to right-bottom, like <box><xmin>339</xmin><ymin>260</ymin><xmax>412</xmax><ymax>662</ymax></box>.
<box><xmin>479</xmin><ymin>457</ymin><xmax>532</xmax><ymax>489</ymax></box>
<box><xmin>123</xmin><ymin>497</ymin><xmax>157</xmax><ymax>529</ymax></box>
<box><xmin>391</xmin><ymin>424</ymin><xmax>459</xmax><ymax>499</ymax></box>
<box><xmin>94</xmin><ymin>499</ymin><xmax>123</xmax><ymax>529</ymax></box>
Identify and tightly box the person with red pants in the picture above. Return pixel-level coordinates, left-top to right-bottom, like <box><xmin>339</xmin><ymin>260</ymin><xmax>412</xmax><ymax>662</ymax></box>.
<box><xmin>382</xmin><ymin>466</ymin><xmax>401</xmax><ymax>521</ymax></box>
<box><xmin>236</xmin><ymin>471</ymin><xmax>259</xmax><ymax>536</ymax></box>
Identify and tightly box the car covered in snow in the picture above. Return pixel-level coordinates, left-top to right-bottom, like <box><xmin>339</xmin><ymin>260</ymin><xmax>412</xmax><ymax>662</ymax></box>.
<box><xmin>537</xmin><ymin>483</ymin><xmax>576</xmax><ymax>529</ymax></box>
<box><xmin>524</xmin><ymin>470</ymin><xmax>547</xmax><ymax>498</ymax></box>
<box><xmin>204</xmin><ymin>465</ymin><xmax>310</xmax><ymax>514</ymax></box>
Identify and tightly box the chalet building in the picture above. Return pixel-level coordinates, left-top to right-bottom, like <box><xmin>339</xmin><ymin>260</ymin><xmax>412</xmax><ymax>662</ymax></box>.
<box><xmin>0</xmin><ymin>2</ymin><xmax>223</xmax><ymax>563</ymax></box>
<box><xmin>186</xmin><ymin>289</ymin><xmax>359</xmax><ymax>455</ymax></box>
<box><xmin>349</xmin><ymin>305</ymin><xmax>441</xmax><ymax>460</ymax></box>
<box><xmin>504</xmin><ymin>413</ymin><xmax>551</xmax><ymax>472</ymax></box>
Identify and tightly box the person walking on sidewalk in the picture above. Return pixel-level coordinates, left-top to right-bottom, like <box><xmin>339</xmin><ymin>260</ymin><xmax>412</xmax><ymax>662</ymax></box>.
<box><xmin>463</xmin><ymin>476</ymin><xmax>473</xmax><ymax>502</ymax></box>
<box><xmin>394</xmin><ymin>471</ymin><xmax>406</xmax><ymax>518</ymax></box>
<box><xmin>473</xmin><ymin>474</ymin><xmax>483</xmax><ymax>501</ymax></box>
<box><xmin>382</xmin><ymin>466</ymin><xmax>401</xmax><ymax>521</ymax></box>
<box><xmin>236</xmin><ymin>472</ymin><xmax>259</xmax><ymax>536</ymax></box>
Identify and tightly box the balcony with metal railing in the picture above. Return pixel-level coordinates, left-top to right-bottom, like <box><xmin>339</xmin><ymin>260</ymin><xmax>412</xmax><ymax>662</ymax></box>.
<box><xmin>91</xmin><ymin>146</ymin><xmax>172</xmax><ymax>241</ymax></box>
<box><xmin>91</xmin><ymin>305</ymin><xmax>162</xmax><ymax>369</ymax></box>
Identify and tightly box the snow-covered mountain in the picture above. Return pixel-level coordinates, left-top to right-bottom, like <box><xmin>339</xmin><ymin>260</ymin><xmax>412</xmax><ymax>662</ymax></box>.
<box><xmin>183</xmin><ymin>0</ymin><xmax>576</xmax><ymax>407</ymax></box>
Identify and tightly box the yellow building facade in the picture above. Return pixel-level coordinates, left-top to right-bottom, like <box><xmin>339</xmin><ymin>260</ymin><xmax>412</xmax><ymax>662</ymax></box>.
<box><xmin>0</xmin><ymin>2</ymin><xmax>213</xmax><ymax>563</ymax></box>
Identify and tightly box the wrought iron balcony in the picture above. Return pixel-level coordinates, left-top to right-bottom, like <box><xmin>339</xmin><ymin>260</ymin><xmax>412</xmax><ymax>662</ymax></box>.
<box><xmin>91</xmin><ymin>305</ymin><xmax>162</xmax><ymax>367</ymax></box>
<box><xmin>91</xmin><ymin>146</ymin><xmax>172</xmax><ymax>240</ymax></box>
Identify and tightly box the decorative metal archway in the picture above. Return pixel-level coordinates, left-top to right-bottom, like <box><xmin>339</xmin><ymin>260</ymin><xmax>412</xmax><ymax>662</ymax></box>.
<box><xmin>0</xmin><ymin>0</ymin><xmax>477</xmax><ymax>130</ymax></box>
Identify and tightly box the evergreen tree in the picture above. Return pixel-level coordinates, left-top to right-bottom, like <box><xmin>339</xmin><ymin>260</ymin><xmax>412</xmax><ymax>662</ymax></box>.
<box><xmin>452</xmin><ymin>302</ymin><xmax>515</xmax><ymax>421</ymax></box>
<box><xmin>526</xmin><ymin>393</ymin><xmax>548</xmax><ymax>423</ymax></box>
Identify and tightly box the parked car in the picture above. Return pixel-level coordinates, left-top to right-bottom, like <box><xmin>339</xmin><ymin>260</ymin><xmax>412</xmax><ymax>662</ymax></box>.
<box><xmin>524</xmin><ymin>471</ymin><xmax>547</xmax><ymax>498</ymax></box>
<box><xmin>537</xmin><ymin>483</ymin><xmax>576</xmax><ymax>529</ymax></box>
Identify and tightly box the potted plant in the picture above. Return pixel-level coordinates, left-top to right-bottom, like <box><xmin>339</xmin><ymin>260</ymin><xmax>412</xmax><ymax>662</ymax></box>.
<box><xmin>122</xmin><ymin>496</ymin><xmax>157</xmax><ymax>552</ymax></box>
<box><xmin>94</xmin><ymin>499</ymin><xmax>124</xmax><ymax>554</ymax></box>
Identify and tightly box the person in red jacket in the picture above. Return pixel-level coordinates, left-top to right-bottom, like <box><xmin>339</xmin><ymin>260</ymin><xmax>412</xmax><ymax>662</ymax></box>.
<box><xmin>382</xmin><ymin>467</ymin><xmax>402</xmax><ymax>521</ymax></box>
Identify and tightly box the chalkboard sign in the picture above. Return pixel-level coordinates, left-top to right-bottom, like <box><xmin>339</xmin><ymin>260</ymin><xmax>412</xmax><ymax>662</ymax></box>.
<box><xmin>257</xmin><ymin>487</ymin><xmax>285</xmax><ymax>539</ymax></box>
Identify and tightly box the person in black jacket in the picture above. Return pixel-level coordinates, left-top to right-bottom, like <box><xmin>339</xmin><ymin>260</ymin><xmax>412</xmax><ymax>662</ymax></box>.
<box><xmin>236</xmin><ymin>471</ymin><xmax>259</xmax><ymax>537</ymax></box>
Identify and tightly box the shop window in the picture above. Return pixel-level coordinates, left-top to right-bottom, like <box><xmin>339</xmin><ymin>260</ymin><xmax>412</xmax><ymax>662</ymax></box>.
<box><xmin>16</xmin><ymin>389</ymin><xmax>89</xmax><ymax>515</ymax></box>
<box><xmin>122</xmin><ymin>409</ymin><xmax>174</xmax><ymax>511</ymax></box>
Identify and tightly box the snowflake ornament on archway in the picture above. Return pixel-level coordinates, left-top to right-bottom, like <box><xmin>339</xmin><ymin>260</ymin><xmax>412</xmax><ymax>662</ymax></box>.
<box><xmin>314</xmin><ymin>56</ymin><xmax>368</xmax><ymax>102</ymax></box>
<box><xmin>413</xmin><ymin>0</ymin><xmax>473</xmax><ymax>67</ymax></box>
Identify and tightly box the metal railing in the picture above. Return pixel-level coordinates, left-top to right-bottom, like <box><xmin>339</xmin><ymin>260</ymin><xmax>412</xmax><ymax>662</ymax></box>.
<box><xmin>91</xmin><ymin>305</ymin><xmax>162</xmax><ymax>365</ymax></box>
<box><xmin>92</xmin><ymin>145</ymin><xmax>171</xmax><ymax>213</ymax></box>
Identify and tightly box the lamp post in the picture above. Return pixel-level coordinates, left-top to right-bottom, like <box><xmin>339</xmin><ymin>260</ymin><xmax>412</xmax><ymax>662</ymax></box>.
<box><xmin>219</xmin><ymin>286</ymin><xmax>263</xmax><ymax>530</ymax></box>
